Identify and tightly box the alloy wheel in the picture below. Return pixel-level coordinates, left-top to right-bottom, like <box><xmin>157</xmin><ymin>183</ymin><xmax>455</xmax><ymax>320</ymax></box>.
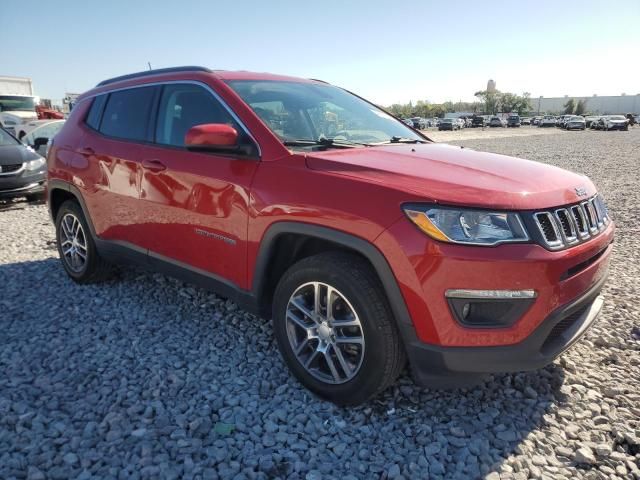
<box><xmin>60</xmin><ymin>213</ymin><xmax>88</xmax><ymax>272</ymax></box>
<box><xmin>285</xmin><ymin>282</ymin><xmax>365</xmax><ymax>384</ymax></box>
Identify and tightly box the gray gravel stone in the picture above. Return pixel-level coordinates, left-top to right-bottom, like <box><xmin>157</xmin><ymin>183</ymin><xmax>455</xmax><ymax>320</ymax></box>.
<box><xmin>574</xmin><ymin>447</ymin><xmax>597</xmax><ymax>465</ymax></box>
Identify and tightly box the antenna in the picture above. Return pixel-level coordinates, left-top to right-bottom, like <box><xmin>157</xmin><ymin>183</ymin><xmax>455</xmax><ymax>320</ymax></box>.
<box><xmin>147</xmin><ymin>62</ymin><xmax>152</xmax><ymax>71</ymax></box>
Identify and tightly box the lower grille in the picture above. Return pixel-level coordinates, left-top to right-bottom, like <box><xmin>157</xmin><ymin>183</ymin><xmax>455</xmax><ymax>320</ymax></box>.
<box><xmin>541</xmin><ymin>304</ymin><xmax>590</xmax><ymax>353</ymax></box>
<box><xmin>0</xmin><ymin>163</ymin><xmax>24</xmax><ymax>175</ymax></box>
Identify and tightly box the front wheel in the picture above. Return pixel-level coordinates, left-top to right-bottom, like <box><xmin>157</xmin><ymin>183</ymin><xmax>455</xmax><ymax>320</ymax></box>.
<box><xmin>272</xmin><ymin>252</ymin><xmax>406</xmax><ymax>405</ymax></box>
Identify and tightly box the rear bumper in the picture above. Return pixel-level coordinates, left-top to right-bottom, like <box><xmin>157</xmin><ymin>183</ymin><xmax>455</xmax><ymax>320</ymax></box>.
<box><xmin>403</xmin><ymin>273</ymin><xmax>606</xmax><ymax>387</ymax></box>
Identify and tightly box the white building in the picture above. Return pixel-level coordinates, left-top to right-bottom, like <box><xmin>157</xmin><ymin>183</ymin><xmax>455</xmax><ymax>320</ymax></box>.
<box><xmin>531</xmin><ymin>94</ymin><xmax>640</xmax><ymax>115</ymax></box>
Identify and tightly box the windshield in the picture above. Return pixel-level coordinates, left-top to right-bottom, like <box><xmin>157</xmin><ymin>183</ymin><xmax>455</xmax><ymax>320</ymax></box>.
<box><xmin>0</xmin><ymin>95</ymin><xmax>37</xmax><ymax>112</ymax></box>
<box><xmin>226</xmin><ymin>80</ymin><xmax>424</xmax><ymax>146</ymax></box>
<box><xmin>0</xmin><ymin>128</ymin><xmax>20</xmax><ymax>146</ymax></box>
<box><xmin>609</xmin><ymin>115</ymin><xmax>625</xmax><ymax>120</ymax></box>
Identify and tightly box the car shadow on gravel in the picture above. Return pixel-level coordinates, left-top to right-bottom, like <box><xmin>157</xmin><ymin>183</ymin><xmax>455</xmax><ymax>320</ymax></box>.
<box><xmin>1</xmin><ymin>258</ymin><xmax>570</xmax><ymax>479</ymax></box>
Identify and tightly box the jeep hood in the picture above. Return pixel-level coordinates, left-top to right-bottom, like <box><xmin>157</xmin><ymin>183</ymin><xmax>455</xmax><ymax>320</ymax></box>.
<box><xmin>305</xmin><ymin>143</ymin><xmax>596</xmax><ymax>210</ymax></box>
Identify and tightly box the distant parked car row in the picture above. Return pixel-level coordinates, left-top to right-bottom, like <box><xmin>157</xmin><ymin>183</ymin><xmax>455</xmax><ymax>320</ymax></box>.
<box><xmin>401</xmin><ymin>112</ymin><xmax>636</xmax><ymax>132</ymax></box>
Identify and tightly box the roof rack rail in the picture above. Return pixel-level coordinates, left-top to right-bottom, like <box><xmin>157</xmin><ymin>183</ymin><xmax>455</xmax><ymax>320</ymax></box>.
<box><xmin>96</xmin><ymin>66</ymin><xmax>212</xmax><ymax>87</ymax></box>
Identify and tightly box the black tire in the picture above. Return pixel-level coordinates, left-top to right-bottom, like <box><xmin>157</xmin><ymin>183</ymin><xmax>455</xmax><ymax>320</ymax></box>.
<box><xmin>25</xmin><ymin>192</ymin><xmax>45</xmax><ymax>203</ymax></box>
<box><xmin>55</xmin><ymin>200</ymin><xmax>112</xmax><ymax>284</ymax></box>
<box><xmin>272</xmin><ymin>252</ymin><xmax>406</xmax><ymax>405</ymax></box>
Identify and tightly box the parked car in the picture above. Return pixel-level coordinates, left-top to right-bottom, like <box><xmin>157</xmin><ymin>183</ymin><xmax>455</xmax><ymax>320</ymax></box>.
<box><xmin>402</xmin><ymin>118</ymin><xmax>413</xmax><ymax>127</ymax></box>
<box><xmin>410</xmin><ymin>117</ymin><xmax>427</xmax><ymax>130</ymax></box>
<box><xmin>0</xmin><ymin>126</ymin><xmax>46</xmax><ymax>201</ymax></box>
<box><xmin>539</xmin><ymin>115</ymin><xmax>556</xmax><ymax>127</ymax></box>
<box><xmin>600</xmin><ymin>115</ymin><xmax>629</xmax><ymax>131</ymax></box>
<box><xmin>532</xmin><ymin>116</ymin><xmax>542</xmax><ymax>126</ymax></box>
<box><xmin>13</xmin><ymin>119</ymin><xmax>58</xmax><ymax>141</ymax></box>
<box><xmin>489</xmin><ymin>116</ymin><xmax>504</xmax><ymax>127</ymax></box>
<box><xmin>584</xmin><ymin>116</ymin><xmax>599</xmax><ymax>128</ymax></box>
<box><xmin>456</xmin><ymin>118</ymin><xmax>466</xmax><ymax>129</ymax></box>
<box><xmin>507</xmin><ymin>115</ymin><xmax>521</xmax><ymax>127</ymax></box>
<box><xmin>521</xmin><ymin>117</ymin><xmax>531</xmax><ymax>125</ymax></box>
<box><xmin>470</xmin><ymin>116</ymin><xmax>485</xmax><ymax>127</ymax></box>
<box><xmin>21</xmin><ymin>119</ymin><xmax>65</xmax><ymax>157</ymax></box>
<box><xmin>438</xmin><ymin>118</ymin><xmax>459</xmax><ymax>131</ymax></box>
<box><xmin>565</xmin><ymin>116</ymin><xmax>586</xmax><ymax>131</ymax></box>
<box><xmin>47</xmin><ymin>66</ymin><xmax>614</xmax><ymax>405</ymax></box>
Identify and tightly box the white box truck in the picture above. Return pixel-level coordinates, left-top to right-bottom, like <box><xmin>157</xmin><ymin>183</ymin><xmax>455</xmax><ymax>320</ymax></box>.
<box><xmin>0</xmin><ymin>76</ymin><xmax>39</xmax><ymax>134</ymax></box>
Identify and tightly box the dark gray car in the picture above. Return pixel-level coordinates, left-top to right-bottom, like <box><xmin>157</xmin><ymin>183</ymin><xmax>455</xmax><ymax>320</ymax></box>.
<box><xmin>0</xmin><ymin>127</ymin><xmax>46</xmax><ymax>201</ymax></box>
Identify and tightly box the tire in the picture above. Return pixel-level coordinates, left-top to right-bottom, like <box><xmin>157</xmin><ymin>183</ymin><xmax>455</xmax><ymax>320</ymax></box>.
<box><xmin>25</xmin><ymin>192</ymin><xmax>45</xmax><ymax>203</ymax></box>
<box><xmin>272</xmin><ymin>252</ymin><xmax>406</xmax><ymax>405</ymax></box>
<box><xmin>55</xmin><ymin>200</ymin><xmax>112</xmax><ymax>284</ymax></box>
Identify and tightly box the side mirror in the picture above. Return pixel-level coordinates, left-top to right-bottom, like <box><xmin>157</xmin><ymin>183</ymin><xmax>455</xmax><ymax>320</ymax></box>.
<box><xmin>185</xmin><ymin>124</ymin><xmax>238</xmax><ymax>152</ymax></box>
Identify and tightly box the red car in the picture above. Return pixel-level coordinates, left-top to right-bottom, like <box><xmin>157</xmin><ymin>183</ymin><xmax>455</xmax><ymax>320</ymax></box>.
<box><xmin>46</xmin><ymin>67</ymin><xmax>614</xmax><ymax>405</ymax></box>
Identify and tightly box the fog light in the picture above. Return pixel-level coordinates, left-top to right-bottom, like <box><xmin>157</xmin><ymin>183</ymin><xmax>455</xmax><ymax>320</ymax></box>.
<box><xmin>445</xmin><ymin>290</ymin><xmax>537</xmax><ymax>328</ymax></box>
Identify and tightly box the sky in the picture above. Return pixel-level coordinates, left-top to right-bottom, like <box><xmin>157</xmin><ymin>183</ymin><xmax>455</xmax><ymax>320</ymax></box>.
<box><xmin>2</xmin><ymin>0</ymin><xmax>639</xmax><ymax>106</ymax></box>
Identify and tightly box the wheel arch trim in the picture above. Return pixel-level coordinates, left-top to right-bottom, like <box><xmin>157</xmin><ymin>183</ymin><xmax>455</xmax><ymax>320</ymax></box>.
<box><xmin>252</xmin><ymin>222</ymin><xmax>415</xmax><ymax>330</ymax></box>
<box><xmin>48</xmin><ymin>179</ymin><xmax>98</xmax><ymax>238</ymax></box>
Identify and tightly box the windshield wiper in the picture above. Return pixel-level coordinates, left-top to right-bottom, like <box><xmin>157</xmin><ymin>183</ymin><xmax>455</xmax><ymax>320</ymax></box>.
<box><xmin>377</xmin><ymin>136</ymin><xmax>428</xmax><ymax>144</ymax></box>
<box><xmin>283</xmin><ymin>137</ymin><xmax>365</xmax><ymax>149</ymax></box>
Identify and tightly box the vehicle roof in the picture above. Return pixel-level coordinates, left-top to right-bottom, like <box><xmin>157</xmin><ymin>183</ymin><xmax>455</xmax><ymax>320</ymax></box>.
<box><xmin>81</xmin><ymin>66</ymin><xmax>328</xmax><ymax>102</ymax></box>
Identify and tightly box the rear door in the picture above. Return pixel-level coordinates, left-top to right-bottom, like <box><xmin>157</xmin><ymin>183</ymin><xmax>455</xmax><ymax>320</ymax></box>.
<box><xmin>135</xmin><ymin>82</ymin><xmax>259</xmax><ymax>288</ymax></box>
<box><xmin>80</xmin><ymin>86</ymin><xmax>159</xmax><ymax>245</ymax></box>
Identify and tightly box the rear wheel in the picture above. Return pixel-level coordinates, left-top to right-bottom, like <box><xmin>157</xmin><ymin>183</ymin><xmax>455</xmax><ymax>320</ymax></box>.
<box><xmin>272</xmin><ymin>252</ymin><xmax>406</xmax><ymax>405</ymax></box>
<box><xmin>55</xmin><ymin>200</ymin><xmax>112</xmax><ymax>283</ymax></box>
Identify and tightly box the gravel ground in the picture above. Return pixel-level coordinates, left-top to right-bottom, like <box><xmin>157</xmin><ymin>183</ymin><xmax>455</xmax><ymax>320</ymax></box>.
<box><xmin>1</xmin><ymin>128</ymin><xmax>639</xmax><ymax>480</ymax></box>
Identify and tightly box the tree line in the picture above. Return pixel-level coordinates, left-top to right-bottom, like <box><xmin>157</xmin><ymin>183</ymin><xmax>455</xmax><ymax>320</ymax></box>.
<box><xmin>387</xmin><ymin>90</ymin><xmax>533</xmax><ymax>118</ymax></box>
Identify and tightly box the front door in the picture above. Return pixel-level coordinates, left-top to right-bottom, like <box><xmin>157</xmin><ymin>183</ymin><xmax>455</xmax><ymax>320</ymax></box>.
<box><xmin>136</xmin><ymin>82</ymin><xmax>259</xmax><ymax>289</ymax></box>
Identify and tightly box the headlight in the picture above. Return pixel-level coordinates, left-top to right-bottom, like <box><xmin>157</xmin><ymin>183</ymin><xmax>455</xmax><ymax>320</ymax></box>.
<box><xmin>404</xmin><ymin>206</ymin><xmax>529</xmax><ymax>246</ymax></box>
<box><xmin>25</xmin><ymin>157</ymin><xmax>45</xmax><ymax>171</ymax></box>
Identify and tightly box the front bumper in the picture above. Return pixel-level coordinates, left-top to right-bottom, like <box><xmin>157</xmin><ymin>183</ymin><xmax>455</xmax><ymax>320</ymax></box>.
<box><xmin>0</xmin><ymin>168</ymin><xmax>46</xmax><ymax>199</ymax></box>
<box><xmin>402</xmin><ymin>273</ymin><xmax>605</xmax><ymax>387</ymax></box>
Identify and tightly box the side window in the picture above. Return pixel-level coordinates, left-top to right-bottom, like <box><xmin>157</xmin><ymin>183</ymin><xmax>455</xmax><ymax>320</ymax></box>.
<box><xmin>155</xmin><ymin>84</ymin><xmax>240</xmax><ymax>147</ymax></box>
<box><xmin>100</xmin><ymin>87</ymin><xmax>156</xmax><ymax>141</ymax></box>
<box><xmin>85</xmin><ymin>95</ymin><xmax>107</xmax><ymax>130</ymax></box>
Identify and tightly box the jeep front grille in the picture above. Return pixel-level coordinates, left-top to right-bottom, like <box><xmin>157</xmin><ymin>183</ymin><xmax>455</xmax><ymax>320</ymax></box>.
<box><xmin>533</xmin><ymin>195</ymin><xmax>609</xmax><ymax>250</ymax></box>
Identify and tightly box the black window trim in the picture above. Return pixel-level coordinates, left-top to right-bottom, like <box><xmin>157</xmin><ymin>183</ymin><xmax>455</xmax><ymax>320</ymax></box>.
<box><xmin>81</xmin><ymin>80</ymin><xmax>261</xmax><ymax>159</ymax></box>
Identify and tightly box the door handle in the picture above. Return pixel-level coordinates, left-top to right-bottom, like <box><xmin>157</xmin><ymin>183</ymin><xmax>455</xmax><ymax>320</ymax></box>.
<box><xmin>142</xmin><ymin>159</ymin><xmax>167</xmax><ymax>172</ymax></box>
<box><xmin>78</xmin><ymin>147</ymin><xmax>95</xmax><ymax>156</ymax></box>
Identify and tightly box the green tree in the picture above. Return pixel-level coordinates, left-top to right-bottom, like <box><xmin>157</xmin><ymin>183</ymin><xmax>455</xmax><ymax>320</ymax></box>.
<box><xmin>563</xmin><ymin>98</ymin><xmax>576</xmax><ymax>115</ymax></box>
<box><xmin>475</xmin><ymin>90</ymin><xmax>500</xmax><ymax>114</ymax></box>
<box><xmin>575</xmin><ymin>99</ymin><xmax>587</xmax><ymax>115</ymax></box>
<box><xmin>517</xmin><ymin>92</ymin><xmax>532</xmax><ymax>115</ymax></box>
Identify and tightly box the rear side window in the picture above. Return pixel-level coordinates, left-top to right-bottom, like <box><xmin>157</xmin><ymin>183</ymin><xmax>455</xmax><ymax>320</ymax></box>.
<box><xmin>85</xmin><ymin>95</ymin><xmax>107</xmax><ymax>130</ymax></box>
<box><xmin>100</xmin><ymin>87</ymin><xmax>157</xmax><ymax>141</ymax></box>
<box><xmin>155</xmin><ymin>83</ymin><xmax>239</xmax><ymax>146</ymax></box>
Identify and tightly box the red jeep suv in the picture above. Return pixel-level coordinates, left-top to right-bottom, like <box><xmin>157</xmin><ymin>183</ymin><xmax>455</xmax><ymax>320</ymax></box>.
<box><xmin>47</xmin><ymin>66</ymin><xmax>614</xmax><ymax>405</ymax></box>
